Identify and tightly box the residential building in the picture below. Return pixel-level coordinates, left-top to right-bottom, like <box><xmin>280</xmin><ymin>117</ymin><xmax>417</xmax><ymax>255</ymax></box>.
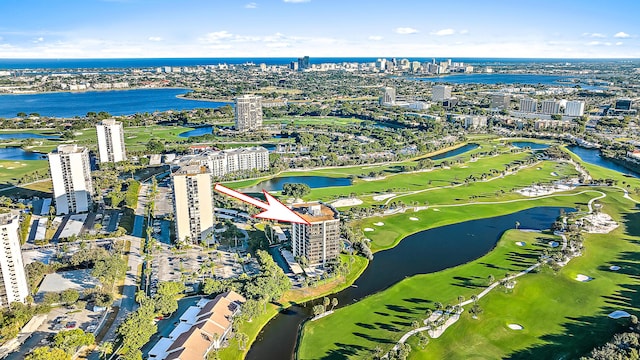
<box><xmin>490</xmin><ymin>93</ymin><xmax>511</xmax><ymax>109</ymax></box>
<box><xmin>565</xmin><ymin>100</ymin><xmax>585</xmax><ymax>117</ymax></box>
<box><xmin>184</xmin><ymin>146</ymin><xmax>269</xmax><ymax>178</ymax></box>
<box><xmin>234</xmin><ymin>95</ymin><xmax>263</xmax><ymax>132</ymax></box>
<box><xmin>0</xmin><ymin>211</ymin><xmax>29</xmax><ymax>307</ymax></box>
<box><xmin>432</xmin><ymin>85</ymin><xmax>452</xmax><ymax>102</ymax></box>
<box><xmin>148</xmin><ymin>291</ymin><xmax>246</xmax><ymax>360</ymax></box>
<box><xmin>380</xmin><ymin>87</ymin><xmax>396</xmax><ymax>106</ymax></box>
<box><xmin>172</xmin><ymin>165</ymin><xmax>215</xmax><ymax>244</ymax></box>
<box><xmin>541</xmin><ymin>100</ymin><xmax>561</xmax><ymax>115</ymax></box>
<box><xmin>96</xmin><ymin>119</ymin><xmax>126</xmax><ymax>163</ymax></box>
<box><xmin>519</xmin><ymin>98</ymin><xmax>538</xmax><ymax>113</ymax></box>
<box><xmin>291</xmin><ymin>203</ymin><xmax>340</xmax><ymax>267</ymax></box>
<box><xmin>463</xmin><ymin>116</ymin><xmax>488</xmax><ymax>129</ymax></box>
<box><xmin>297</xmin><ymin>56</ymin><xmax>310</xmax><ymax>70</ymax></box>
<box><xmin>48</xmin><ymin>144</ymin><xmax>94</xmax><ymax>215</ymax></box>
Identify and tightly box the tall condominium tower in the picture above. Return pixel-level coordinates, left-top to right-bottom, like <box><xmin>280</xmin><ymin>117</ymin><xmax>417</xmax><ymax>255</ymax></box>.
<box><xmin>48</xmin><ymin>144</ymin><xmax>94</xmax><ymax>215</ymax></box>
<box><xmin>432</xmin><ymin>85</ymin><xmax>452</xmax><ymax>102</ymax></box>
<box><xmin>541</xmin><ymin>100</ymin><xmax>561</xmax><ymax>115</ymax></box>
<box><xmin>0</xmin><ymin>211</ymin><xmax>29</xmax><ymax>307</ymax></box>
<box><xmin>96</xmin><ymin>119</ymin><xmax>127</xmax><ymax>163</ymax></box>
<box><xmin>381</xmin><ymin>87</ymin><xmax>396</xmax><ymax>105</ymax></box>
<box><xmin>519</xmin><ymin>98</ymin><xmax>538</xmax><ymax>113</ymax></box>
<box><xmin>291</xmin><ymin>203</ymin><xmax>340</xmax><ymax>267</ymax></box>
<box><xmin>565</xmin><ymin>100</ymin><xmax>585</xmax><ymax>117</ymax></box>
<box><xmin>172</xmin><ymin>165</ymin><xmax>215</xmax><ymax>244</ymax></box>
<box><xmin>234</xmin><ymin>95</ymin><xmax>263</xmax><ymax>132</ymax></box>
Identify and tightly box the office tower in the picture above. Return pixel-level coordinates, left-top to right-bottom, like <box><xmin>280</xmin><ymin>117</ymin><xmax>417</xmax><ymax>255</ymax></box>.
<box><xmin>290</xmin><ymin>61</ymin><xmax>299</xmax><ymax>71</ymax></box>
<box><xmin>297</xmin><ymin>56</ymin><xmax>310</xmax><ymax>70</ymax></box>
<box><xmin>234</xmin><ymin>95</ymin><xmax>263</xmax><ymax>132</ymax></box>
<box><xmin>48</xmin><ymin>144</ymin><xmax>94</xmax><ymax>215</ymax></box>
<box><xmin>0</xmin><ymin>211</ymin><xmax>29</xmax><ymax>307</ymax></box>
<box><xmin>291</xmin><ymin>203</ymin><xmax>340</xmax><ymax>267</ymax></box>
<box><xmin>565</xmin><ymin>100</ymin><xmax>585</xmax><ymax>117</ymax></box>
<box><xmin>432</xmin><ymin>85</ymin><xmax>452</xmax><ymax>102</ymax></box>
<box><xmin>96</xmin><ymin>119</ymin><xmax>126</xmax><ymax>163</ymax></box>
<box><xmin>519</xmin><ymin>98</ymin><xmax>538</xmax><ymax>113</ymax></box>
<box><xmin>490</xmin><ymin>93</ymin><xmax>511</xmax><ymax>109</ymax></box>
<box><xmin>541</xmin><ymin>100</ymin><xmax>561</xmax><ymax>115</ymax></box>
<box><xmin>172</xmin><ymin>165</ymin><xmax>215</xmax><ymax>244</ymax></box>
<box><xmin>381</xmin><ymin>87</ymin><xmax>396</xmax><ymax>105</ymax></box>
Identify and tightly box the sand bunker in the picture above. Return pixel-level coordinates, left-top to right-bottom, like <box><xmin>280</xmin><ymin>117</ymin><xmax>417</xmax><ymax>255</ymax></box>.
<box><xmin>516</xmin><ymin>184</ymin><xmax>574</xmax><ymax>197</ymax></box>
<box><xmin>331</xmin><ymin>198</ymin><xmax>363</xmax><ymax>208</ymax></box>
<box><xmin>515</xmin><ymin>241</ymin><xmax>526</xmax><ymax>246</ymax></box>
<box><xmin>508</xmin><ymin>324</ymin><xmax>523</xmax><ymax>330</ymax></box>
<box><xmin>433</xmin><ymin>208</ymin><xmax>440</xmax><ymax>212</ymax></box>
<box><xmin>576</xmin><ymin>274</ymin><xmax>593</xmax><ymax>282</ymax></box>
<box><xmin>548</xmin><ymin>241</ymin><xmax>559</xmax><ymax>248</ymax></box>
<box><xmin>374</xmin><ymin>222</ymin><xmax>384</xmax><ymax>226</ymax></box>
<box><xmin>608</xmin><ymin>310</ymin><xmax>631</xmax><ymax>319</ymax></box>
<box><xmin>579</xmin><ymin>213</ymin><xmax>619</xmax><ymax>234</ymax></box>
<box><xmin>550</xmin><ymin>172</ymin><xmax>558</xmax><ymax>176</ymax></box>
<box><xmin>609</xmin><ymin>265</ymin><xmax>621</xmax><ymax>271</ymax></box>
<box><xmin>409</xmin><ymin>217</ymin><xmax>419</xmax><ymax>221</ymax></box>
<box><xmin>373</xmin><ymin>193</ymin><xmax>396</xmax><ymax>201</ymax></box>
<box><xmin>364</xmin><ymin>228</ymin><xmax>374</xmax><ymax>232</ymax></box>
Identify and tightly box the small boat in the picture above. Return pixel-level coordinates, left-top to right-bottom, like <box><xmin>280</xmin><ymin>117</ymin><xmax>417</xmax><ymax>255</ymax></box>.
<box><xmin>350</xmin><ymin>284</ymin><xmax>358</xmax><ymax>288</ymax></box>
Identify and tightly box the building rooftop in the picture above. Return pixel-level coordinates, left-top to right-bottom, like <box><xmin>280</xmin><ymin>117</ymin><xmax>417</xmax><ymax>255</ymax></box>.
<box><xmin>99</xmin><ymin>118</ymin><xmax>121</xmax><ymax>126</ymax></box>
<box><xmin>53</xmin><ymin>144</ymin><xmax>87</xmax><ymax>154</ymax></box>
<box><xmin>173</xmin><ymin>164</ymin><xmax>210</xmax><ymax>176</ymax></box>
<box><xmin>0</xmin><ymin>211</ymin><xmax>18</xmax><ymax>226</ymax></box>
<box><xmin>293</xmin><ymin>202</ymin><xmax>339</xmax><ymax>223</ymax></box>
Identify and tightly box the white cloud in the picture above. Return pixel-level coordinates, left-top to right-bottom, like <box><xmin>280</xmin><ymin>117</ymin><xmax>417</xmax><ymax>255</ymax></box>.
<box><xmin>148</xmin><ymin>36</ymin><xmax>163</xmax><ymax>42</ymax></box>
<box><xmin>587</xmin><ymin>41</ymin><xmax>612</xmax><ymax>46</ymax></box>
<box><xmin>32</xmin><ymin>37</ymin><xmax>44</xmax><ymax>43</ymax></box>
<box><xmin>266</xmin><ymin>42</ymin><xmax>290</xmax><ymax>48</ymax></box>
<box><xmin>245</xmin><ymin>2</ymin><xmax>257</xmax><ymax>8</ymax></box>
<box><xmin>394</xmin><ymin>27</ymin><xmax>418</xmax><ymax>35</ymax></box>
<box><xmin>583</xmin><ymin>33</ymin><xmax>606</xmax><ymax>38</ymax></box>
<box><xmin>614</xmin><ymin>31</ymin><xmax>630</xmax><ymax>38</ymax></box>
<box><xmin>283</xmin><ymin>0</ymin><xmax>310</xmax><ymax>2</ymax></box>
<box><xmin>431</xmin><ymin>28</ymin><xmax>456</xmax><ymax>36</ymax></box>
<box><xmin>368</xmin><ymin>35</ymin><xmax>383</xmax><ymax>41</ymax></box>
<box><xmin>199</xmin><ymin>31</ymin><xmax>233</xmax><ymax>43</ymax></box>
<box><xmin>616</xmin><ymin>41</ymin><xmax>623</xmax><ymax>46</ymax></box>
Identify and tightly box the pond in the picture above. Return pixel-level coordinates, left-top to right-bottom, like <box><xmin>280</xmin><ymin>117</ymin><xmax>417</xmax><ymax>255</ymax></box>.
<box><xmin>511</xmin><ymin>141</ymin><xmax>549</xmax><ymax>150</ymax></box>
<box><xmin>247</xmin><ymin>206</ymin><xmax>571</xmax><ymax>360</ymax></box>
<box><xmin>178</xmin><ymin>126</ymin><xmax>213</xmax><ymax>138</ymax></box>
<box><xmin>240</xmin><ymin>176</ymin><xmax>352</xmax><ymax>193</ymax></box>
<box><xmin>568</xmin><ymin>146</ymin><xmax>639</xmax><ymax>178</ymax></box>
<box><xmin>429</xmin><ymin>143</ymin><xmax>479</xmax><ymax>160</ymax></box>
<box><xmin>0</xmin><ymin>132</ymin><xmax>59</xmax><ymax>140</ymax></box>
<box><xmin>0</xmin><ymin>147</ymin><xmax>47</xmax><ymax>160</ymax></box>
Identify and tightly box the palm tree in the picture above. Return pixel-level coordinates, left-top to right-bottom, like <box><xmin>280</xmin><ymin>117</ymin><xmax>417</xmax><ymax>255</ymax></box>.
<box><xmin>411</xmin><ymin>320</ymin><xmax>420</xmax><ymax>331</ymax></box>
<box><xmin>424</xmin><ymin>309</ymin><xmax>433</xmax><ymax>321</ymax></box>
<box><xmin>515</xmin><ymin>221</ymin><xmax>520</xmax><ymax>229</ymax></box>
<box><xmin>471</xmin><ymin>294</ymin><xmax>478</xmax><ymax>304</ymax></box>
<box><xmin>331</xmin><ymin>298</ymin><xmax>338</xmax><ymax>311</ymax></box>
<box><xmin>457</xmin><ymin>295</ymin><xmax>465</xmax><ymax>307</ymax></box>
<box><xmin>373</xmin><ymin>346</ymin><xmax>384</xmax><ymax>360</ymax></box>
<box><xmin>99</xmin><ymin>341</ymin><xmax>113</xmax><ymax>360</ymax></box>
<box><xmin>434</xmin><ymin>302</ymin><xmax>443</xmax><ymax>314</ymax></box>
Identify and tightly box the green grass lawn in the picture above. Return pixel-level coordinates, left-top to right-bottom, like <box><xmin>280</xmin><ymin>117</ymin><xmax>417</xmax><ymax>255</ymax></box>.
<box><xmin>0</xmin><ymin>160</ymin><xmax>47</xmax><ymax>186</ymax></box>
<box><xmin>299</xmin><ymin>188</ymin><xmax>640</xmax><ymax>360</ymax></box>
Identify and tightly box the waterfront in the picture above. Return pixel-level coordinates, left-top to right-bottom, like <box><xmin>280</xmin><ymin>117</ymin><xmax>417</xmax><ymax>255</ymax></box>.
<box><xmin>429</xmin><ymin>143</ymin><xmax>479</xmax><ymax>160</ymax></box>
<box><xmin>568</xmin><ymin>146</ymin><xmax>639</xmax><ymax>178</ymax></box>
<box><xmin>511</xmin><ymin>141</ymin><xmax>549</xmax><ymax>150</ymax></box>
<box><xmin>0</xmin><ymin>147</ymin><xmax>46</xmax><ymax>161</ymax></box>
<box><xmin>240</xmin><ymin>176</ymin><xmax>352</xmax><ymax>193</ymax></box>
<box><xmin>0</xmin><ymin>88</ymin><xmax>227</xmax><ymax>118</ymax></box>
<box><xmin>247</xmin><ymin>206</ymin><xmax>570</xmax><ymax>360</ymax></box>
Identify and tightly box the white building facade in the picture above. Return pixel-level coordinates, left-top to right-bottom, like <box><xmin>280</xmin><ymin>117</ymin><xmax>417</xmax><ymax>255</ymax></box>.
<box><xmin>235</xmin><ymin>95</ymin><xmax>263</xmax><ymax>131</ymax></box>
<box><xmin>172</xmin><ymin>165</ymin><xmax>215</xmax><ymax>244</ymax></box>
<box><xmin>96</xmin><ymin>119</ymin><xmax>127</xmax><ymax>163</ymax></box>
<box><xmin>0</xmin><ymin>212</ymin><xmax>29</xmax><ymax>307</ymax></box>
<box><xmin>565</xmin><ymin>100</ymin><xmax>585</xmax><ymax>117</ymax></box>
<box><xmin>48</xmin><ymin>145</ymin><xmax>94</xmax><ymax>215</ymax></box>
<box><xmin>432</xmin><ymin>85</ymin><xmax>452</xmax><ymax>102</ymax></box>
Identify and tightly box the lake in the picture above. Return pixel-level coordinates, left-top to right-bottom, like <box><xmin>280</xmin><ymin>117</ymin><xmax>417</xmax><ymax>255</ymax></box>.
<box><xmin>511</xmin><ymin>141</ymin><xmax>549</xmax><ymax>150</ymax></box>
<box><xmin>246</xmin><ymin>206</ymin><xmax>571</xmax><ymax>360</ymax></box>
<box><xmin>0</xmin><ymin>132</ymin><xmax>59</xmax><ymax>140</ymax></box>
<box><xmin>240</xmin><ymin>176</ymin><xmax>352</xmax><ymax>193</ymax></box>
<box><xmin>0</xmin><ymin>88</ymin><xmax>228</xmax><ymax>118</ymax></box>
<box><xmin>568</xmin><ymin>146</ymin><xmax>639</xmax><ymax>178</ymax></box>
<box><xmin>429</xmin><ymin>143</ymin><xmax>479</xmax><ymax>160</ymax></box>
<box><xmin>0</xmin><ymin>147</ymin><xmax>47</xmax><ymax>160</ymax></box>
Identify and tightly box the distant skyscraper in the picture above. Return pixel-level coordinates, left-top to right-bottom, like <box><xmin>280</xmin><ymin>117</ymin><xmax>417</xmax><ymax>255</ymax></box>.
<box><xmin>565</xmin><ymin>100</ymin><xmax>585</xmax><ymax>117</ymax></box>
<box><xmin>48</xmin><ymin>144</ymin><xmax>94</xmax><ymax>215</ymax></box>
<box><xmin>297</xmin><ymin>56</ymin><xmax>310</xmax><ymax>70</ymax></box>
<box><xmin>541</xmin><ymin>100</ymin><xmax>561</xmax><ymax>115</ymax></box>
<box><xmin>291</xmin><ymin>203</ymin><xmax>340</xmax><ymax>267</ymax></box>
<box><xmin>381</xmin><ymin>87</ymin><xmax>396</xmax><ymax>105</ymax></box>
<box><xmin>0</xmin><ymin>211</ymin><xmax>29</xmax><ymax>307</ymax></box>
<box><xmin>519</xmin><ymin>98</ymin><xmax>538</xmax><ymax>113</ymax></box>
<box><xmin>432</xmin><ymin>85</ymin><xmax>452</xmax><ymax>102</ymax></box>
<box><xmin>234</xmin><ymin>95</ymin><xmax>263</xmax><ymax>132</ymax></box>
<box><xmin>490</xmin><ymin>93</ymin><xmax>511</xmax><ymax>109</ymax></box>
<box><xmin>172</xmin><ymin>165</ymin><xmax>215</xmax><ymax>244</ymax></box>
<box><xmin>290</xmin><ymin>61</ymin><xmax>298</xmax><ymax>71</ymax></box>
<box><xmin>96</xmin><ymin>119</ymin><xmax>126</xmax><ymax>163</ymax></box>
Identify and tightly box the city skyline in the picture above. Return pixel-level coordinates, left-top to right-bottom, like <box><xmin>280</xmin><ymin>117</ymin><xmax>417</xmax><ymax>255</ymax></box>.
<box><xmin>0</xmin><ymin>0</ymin><xmax>639</xmax><ymax>59</ymax></box>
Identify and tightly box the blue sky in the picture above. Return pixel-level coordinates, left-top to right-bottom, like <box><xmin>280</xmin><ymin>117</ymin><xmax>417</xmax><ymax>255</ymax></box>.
<box><xmin>0</xmin><ymin>0</ymin><xmax>638</xmax><ymax>58</ymax></box>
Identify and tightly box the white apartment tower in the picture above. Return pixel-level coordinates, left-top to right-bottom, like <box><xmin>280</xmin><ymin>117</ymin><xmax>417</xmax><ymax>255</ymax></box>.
<box><xmin>49</xmin><ymin>144</ymin><xmax>94</xmax><ymax>215</ymax></box>
<box><xmin>490</xmin><ymin>93</ymin><xmax>511</xmax><ymax>109</ymax></box>
<box><xmin>0</xmin><ymin>212</ymin><xmax>29</xmax><ymax>307</ymax></box>
<box><xmin>565</xmin><ymin>100</ymin><xmax>585</xmax><ymax>117</ymax></box>
<box><xmin>432</xmin><ymin>85</ymin><xmax>452</xmax><ymax>102</ymax></box>
<box><xmin>172</xmin><ymin>165</ymin><xmax>215</xmax><ymax>245</ymax></box>
<box><xmin>519</xmin><ymin>98</ymin><xmax>538</xmax><ymax>113</ymax></box>
<box><xmin>381</xmin><ymin>87</ymin><xmax>396</xmax><ymax>106</ymax></box>
<box><xmin>291</xmin><ymin>203</ymin><xmax>340</xmax><ymax>267</ymax></box>
<box><xmin>235</xmin><ymin>95</ymin><xmax>263</xmax><ymax>132</ymax></box>
<box><xmin>541</xmin><ymin>100</ymin><xmax>561</xmax><ymax>115</ymax></box>
<box><xmin>96</xmin><ymin>119</ymin><xmax>127</xmax><ymax>163</ymax></box>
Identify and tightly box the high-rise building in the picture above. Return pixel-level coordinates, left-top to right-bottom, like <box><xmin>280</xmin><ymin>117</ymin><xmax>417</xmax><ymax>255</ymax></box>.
<box><xmin>234</xmin><ymin>95</ymin><xmax>263</xmax><ymax>132</ymax></box>
<box><xmin>541</xmin><ymin>100</ymin><xmax>561</xmax><ymax>115</ymax></box>
<box><xmin>490</xmin><ymin>93</ymin><xmax>511</xmax><ymax>109</ymax></box>
<box><xmin>432</xmin><ymin>85</ymin><xmax>452</xmax><ymax>102</ymax></box>
<box><xmin>519</xmin><ymin>98</ymin><xmax>538</xmax><ymax>113</ymax></box>
<box><xmin>297</xmin><ymin>56</ymin><xmax>310</xmax><ymax>70</ymax></box>
<box><xmin>49</xmin><ymin>144</ymin><xmax>94</xmax><ymax>215</ymax></box>
<box><xmin>291</xmin><ymin>203</ymin><xmax>340</xmax><ymax>267</ymax></box>
<box><xmin>0</xmin><ymin>211</ymin><xmax>29</xmax><ymax>307</ymax></box>
<box><xmin>381</xmin><ymin>87</ymin><xmax>396</xmax><ymax>105</ymax></box>
<box><xmin>565</xmin><ymin>100</ymin><xmax>585</xmax><ymax>117</ymax></box>
<box><xmin>172</xmin><ymin>165</ymin><xmax>215</xmax><ymax>244</ymax></box>
<box><xmin>96</xmin><ymin>119</ymin><xmax>126</xmax><ymax>163</ymax></box>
